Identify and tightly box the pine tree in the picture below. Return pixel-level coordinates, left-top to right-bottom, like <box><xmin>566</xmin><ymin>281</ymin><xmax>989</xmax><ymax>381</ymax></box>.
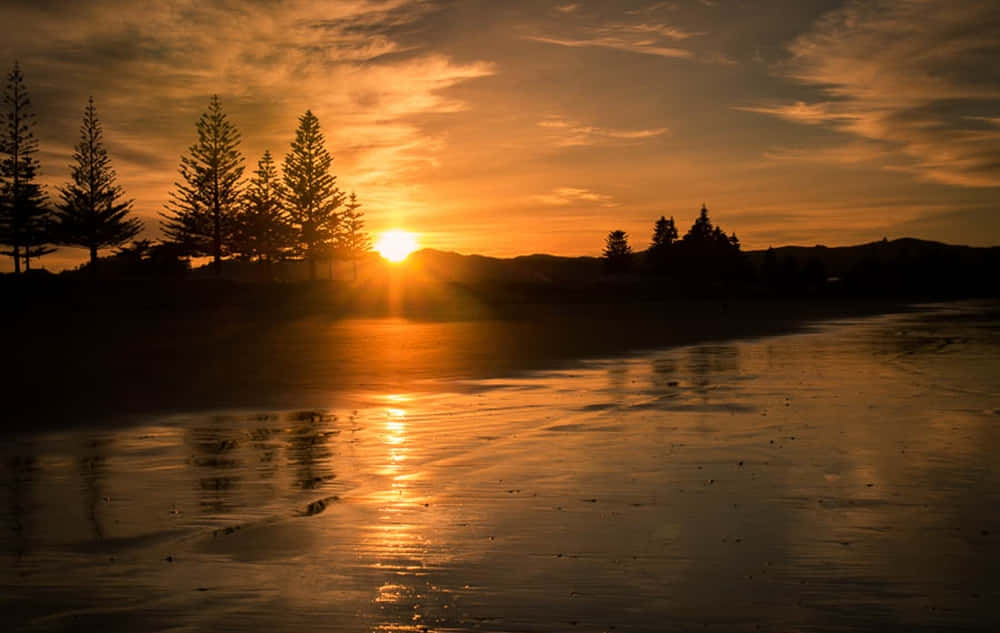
<box><xmin>335</xmin><ymin>191</ymin><xmax>372</xmax><ymax>281</ymax></box>
<box><xmin>233</xmin><ymin>150</ymin><xmax>293</xmax><ymax>277</ymax></box>
<box><xmin>282</xmin><ymin>110</ymin><xmax>342</xmax><ymax>280</ymax></box>
<box><xmin>682</xmin><ymin>203</ymin><xmax>714</xmax><ymax>248</ymax></box>
<box><xmin>0</xmin><ymin>62</ymin><xmax>52</xmax><ymax>273</ymax></box>
<box><xmin>161</xmin><ymin>95</ymin><xmax>244</xmax><ymax>275</ymax></box>
<box><xmin>603</xmin><ymin>229</ymin><xmax>632</xmax><ymax>274</ymax></box>
<box><xmin>651</xmin><ymin>215</ymin><xmax>678</xmax><ymax>250</ymax></box>
<box><xmin>648</xmin><ymin>215</ymin><xmax>678</xmax><ymax>274</ymax></box>
<box><xmin>52</xmin><ymin>97</ymin><xmax>142</xmax><ymax>273</ymax></box>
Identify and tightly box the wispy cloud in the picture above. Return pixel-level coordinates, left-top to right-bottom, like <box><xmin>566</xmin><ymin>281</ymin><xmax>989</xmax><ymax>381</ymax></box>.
<box><xmin>742</xmin><ymin>0</ymin><xmax>1000</xmax><ymax>187</ymax></box>
<box><xmin>762</xmin><ymin>142</ymin><xmax>888</xmax><ymax>166</ymax></box>
<box><xmin>532</xmin><ymin>187</ymin><xmax>618</xmax><ymax>207</ymax></box>
<box><xmin>524</xmin><ymin>6</ymin><xmax>701</xmax><ymax>59</ymax></box>
<box><xmin>0</xmin><ymin>0</ymin><xmax>494</xmax><ymax>228</ymax></box>
<box><xmin>523</xmin><ymin>34</ymin><xmax>693</xmax><ymax>59</ymax></box>
<box><xmin>538</xmin><ymin>117</ymin><xmax>668</xmax><ymax>147</ymax></box>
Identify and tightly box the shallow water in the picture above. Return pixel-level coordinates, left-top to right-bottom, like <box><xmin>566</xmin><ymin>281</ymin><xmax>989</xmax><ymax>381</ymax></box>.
<box><xmin>2</xmin><ymin>302</ymin><xmax>999</xmax><ymax>632</ymax></box>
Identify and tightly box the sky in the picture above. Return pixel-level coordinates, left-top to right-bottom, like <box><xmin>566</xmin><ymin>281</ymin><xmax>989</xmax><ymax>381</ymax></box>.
<box><xmin>2</xmin><ymin>0</ymin><xmax>999</xmax><ymax>271</ymax></box>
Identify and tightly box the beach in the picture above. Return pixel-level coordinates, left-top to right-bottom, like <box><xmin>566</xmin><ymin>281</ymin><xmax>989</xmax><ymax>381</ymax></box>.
<box><xmin>2</xmin><ymin>301</ymin><xmax>999</xmax><ymax>631</ymax></box>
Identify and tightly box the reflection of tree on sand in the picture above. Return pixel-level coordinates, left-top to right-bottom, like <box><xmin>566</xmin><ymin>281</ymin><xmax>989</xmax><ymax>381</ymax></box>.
<box><xmin>605</xmin><ymin>359</ymin><xmax>630</xmax><ymax>405</ymax></box>
<box><xmin>286</xmin><ymin>411</ymin><xmax>337</xmax><ymax>491</ymax></box>
<box><xmin>5</xmin><ymin>450</ymin><xmax>37</xmax><ymax>560</ymax></box>
<box><xmin>686</xmin><ymin>344</ymin><xmax>741</xmax><ymax>398</ymax></box>
<box><xmin>77</xmin><ymin>436</ymin><xmax>111</xmax><ymax>541</ymax></box>
<box><xmin>187</xmin><ymin>424</ymin><xmax>243</xmax><ymax>514</ymax></box>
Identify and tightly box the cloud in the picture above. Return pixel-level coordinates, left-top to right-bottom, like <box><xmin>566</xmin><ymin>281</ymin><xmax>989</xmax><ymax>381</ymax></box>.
<box><xmin>531</xmin><ymin>187</ymin><xmax>618</xmax><ymax>207</ymax></box>
<box><xmin>0</xmin><ymin>0</ymin><xmax>494</xmax><ymax>232</ymax></box>
<box><xmin>762</xmin><ymin>142</ymin><xmax>889</xmax><ymax>166</ymax></box>
<box><xmin>597</xmin><ymin>22</ymin><xmax>702</xmax><ymax>40</ymax></box>
<box><xmin>538</xmin><ymin>117</ymin><xmax>668</xmax><ymax>147</ymax></box>
<box><xmin>735</xmin><ymin>101</ymin><xmax>854</xmax><ymax>125</ymax></box>
<box><xmin>523</xmin><ymin>34</ymin><xmax>692</xmax><ymax>59</ymax></box>
<box><xmin>742</xmin><ymin>0</ymin><xmax>1000</xmax><ymax>188</ymax></box>
<box><xmin>523</xmin><ymin>7</ymin><xmax>701</xmax><ymax>59</ymax></box>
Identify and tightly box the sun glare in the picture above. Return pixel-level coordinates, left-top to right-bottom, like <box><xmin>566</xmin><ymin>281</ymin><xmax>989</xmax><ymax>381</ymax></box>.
<box><xmin>375</xmin><ymin>230</ymin><xmax>418</xmax><ymax>262</ymax></box>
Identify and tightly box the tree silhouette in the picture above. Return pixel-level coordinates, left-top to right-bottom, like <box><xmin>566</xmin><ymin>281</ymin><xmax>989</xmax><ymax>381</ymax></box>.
<box><xmin>651</xmin><ymin>215</ymin><xmax>678</xmax><ymax>250</ymax></box>
<box><xmin>282</xmin><ymin>110</ymin><xmax>342</xmax><ymax>280</ymax></box>
<box><xmin>0</xmin><ymin>62</ymin><xmax>52</xmax><ymax>273</ymax></box>
<box><xmin>52</xmin><ymin>97</ymin><xmax>142</xmax><ymax>274</ymax></box>
<box><xmin>648</xmin><ymin>215</ymin><xmax>678</xmax><ymax>273</ymax></box>
<box><xmin>603</xmin><ymin>229</ymin><xmax>632</xmax><ymax>274</ymax></box>
<box><xmin>682</xmin><ymin>203</ymin><xmax>715</xmax><ymax>249</ymax></box>
<box><xmin>671</xmin><ymin>204</ymin><xmax>746</xmax><ymax>291</ymax></box>
<box><xmin>161</xmin><ymin>95</ymin><xmax>244</xmax><ymax>275</ymax></box>
<box><xmin>335</xmin><ymin>191</ymin><xmax>372</xmax><ymax>281</ymax></box>
<box><xmin>233</xmin><ymin>150</ymin><xmax>293</xmax><ymax>278</ymax></box>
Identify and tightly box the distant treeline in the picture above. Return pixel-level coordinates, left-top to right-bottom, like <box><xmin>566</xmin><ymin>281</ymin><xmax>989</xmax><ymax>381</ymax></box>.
<box><xmin>600</xmin><ymin>207</ymin><xmax>999</xmax><ymax>298</ymax></box>
<box><xmin>603</xmin><ymin>204</ymin><xmax>745</xmax><ymax>284</ymax></box>
<box><xmin>0</xmin><ymin>63</ymin><xmax>372</xmax><ymax>280</ymax></box>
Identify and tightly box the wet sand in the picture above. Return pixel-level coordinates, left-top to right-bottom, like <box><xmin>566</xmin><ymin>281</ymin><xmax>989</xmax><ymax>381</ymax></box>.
<box><xmin>4</xmin><ymin>292</ymin><xmax>912</xmax><ymax>429</ymax></box>
<box><xmin>2</xmin><ymin>301</ymin><xmax>999</xmax><ymax>631</ymax></box>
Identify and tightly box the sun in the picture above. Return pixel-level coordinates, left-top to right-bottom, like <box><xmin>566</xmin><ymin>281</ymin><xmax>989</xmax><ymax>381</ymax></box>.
<box><xmin>374</xmin><ymin>230</ymin><xmax>419</xmax><ymax>262</ymax></box>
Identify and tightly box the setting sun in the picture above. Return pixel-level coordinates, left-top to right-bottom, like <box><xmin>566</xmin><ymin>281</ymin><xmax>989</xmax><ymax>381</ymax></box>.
<box><xmin>374</xmin><ymin>230</ymin><xmax>418</xmax><ymax>262</ymax></box>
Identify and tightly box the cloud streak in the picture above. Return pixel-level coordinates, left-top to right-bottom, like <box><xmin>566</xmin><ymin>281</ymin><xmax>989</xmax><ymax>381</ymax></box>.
<box><xmin>532</xmin><ymin>187</ymin><xmax>618</xmax><ymax>207</ymax></box>
<box><xmin>743</xmin><ymin>0</ymin><xmax>1000</xmax><ymax>187</ymax></box>
<box><xmin>538</xmin><ymin>117</ymin><xmax>668</xmax><ymax>147</ymax></box>
<box><xmin>0</xmin><ymin>0</ymin><xmax>494</xmax><ymax>233</ymax></box>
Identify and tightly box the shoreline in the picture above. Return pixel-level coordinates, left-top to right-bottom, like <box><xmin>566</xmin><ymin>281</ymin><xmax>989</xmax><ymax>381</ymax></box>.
<box><xmin>1</xmin><ymin>293</ymin><xmax>942</xmax><ymax>433</ymax></box>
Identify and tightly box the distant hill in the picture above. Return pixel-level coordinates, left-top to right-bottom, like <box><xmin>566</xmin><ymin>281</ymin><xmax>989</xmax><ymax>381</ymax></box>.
<box><xmin>744</xmin><ymin>237</ymin><xmax>1000</xmax><ymax>277</ymax></box>
<box><xmin>47</xmin><ymin>236</ymin><xmax>996</xmax><ymax>298</ymax></box>
<box><xmin>402</xmin><ymin>238</ymin><xmax>999</xmax><ymax>286</ymax></box>
<box><xmin>404</xmin><ymin>248</ymin><xmax>603</xmax><ymax>283</ymax></box>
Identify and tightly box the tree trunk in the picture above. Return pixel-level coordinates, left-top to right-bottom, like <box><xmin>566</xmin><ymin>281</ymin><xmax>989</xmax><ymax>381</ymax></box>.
<box><xmin>328</xmin><ymin>258</ymin><xmax>333</xmax><ymax>280</ymax></box>
<box><xmin>352</xmin><ymin>258</ymin><xmax>357</xmax><ymax>282</ymax></box>
<box><xmin>309</xmin><ymin>257</ymin><xmax>316</xmax><ymax>281</ymax></box>
<box><xmin>90</xmin><ymin>245</ymin><xmax>98</xmax><ymax>279</ymax></box>
<box><xmin>213</xmin><ymin>211</ymin><xmax>222</xmax><ymax>276</ymax></box>
<box><xmin>13</xmin><ymin>245</ymin><xmax>20</xmax><ymax>274</ymax></box>
<box><xmin>24</xmin><ymin>249</ymin><xmax>31</xmax><ymax>271</ymax></box>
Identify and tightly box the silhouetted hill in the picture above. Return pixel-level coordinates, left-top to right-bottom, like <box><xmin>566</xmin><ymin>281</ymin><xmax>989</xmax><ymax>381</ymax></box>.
<box><xmin>31</xmin><ymin>236</ymin><xmax>1000</xmax><ymax>299</ymax></box>
<box><xmin>405</xmin><ymin>248</ymin><xmax>603</xmax><ymax>283</ymax></box>
<box><xmin>745</xmin><ymin>237</ymin><xmax>1000</xmax><ymax>276</ymax></box>
<box><xmin>400</xmin><ymin>239</ymin><xmax>998</xmax><ymax>295</ymax></box>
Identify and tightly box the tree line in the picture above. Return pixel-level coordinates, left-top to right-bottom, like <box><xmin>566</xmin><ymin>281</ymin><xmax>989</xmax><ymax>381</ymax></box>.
<box><xmin>603</xmin><ymin>204</ymin><xmax>745</xmax><ymax>284</ymax></box>
<box><xmin>0</xmin><ymin>63</ymin><xmax>372</xmax><ymax>279</ymax></box>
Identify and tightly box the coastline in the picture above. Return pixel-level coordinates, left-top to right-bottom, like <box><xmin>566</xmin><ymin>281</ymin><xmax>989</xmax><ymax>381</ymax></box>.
<box><xmin>2</xmin><ymin>288</ymin><xmax>931</xmax><ymax>432</ymax></box>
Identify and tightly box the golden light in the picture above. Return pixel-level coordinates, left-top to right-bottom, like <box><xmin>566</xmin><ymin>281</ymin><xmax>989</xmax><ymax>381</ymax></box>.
<box><xmin>374</xmin><ymin>230</ymin><xmax>418</xmax><ymax>262</ymax></box>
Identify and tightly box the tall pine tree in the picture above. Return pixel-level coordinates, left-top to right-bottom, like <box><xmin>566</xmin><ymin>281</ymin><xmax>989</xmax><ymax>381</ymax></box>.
<box><xmin>0</xmin><ymin>62</ymin><xmax>52</xmax><ymax>273</ymax></box>
<box><xmin>233</xmin><ymin>150</ymin><xmax>294</xmax><ymax>277</ymax></box>
<box><xmin>161</xmin><ymin>95</ymin><xmax>244</xmax><ymax>275</ymax></box>
<box><xmin>282</xmin><ymin>110</ymin><xmax>342</xmax><ymax>280</ymax></box>
<box><xmin>52</xmin><ymin>97</ymin><xmax>142</xmax><ymax>273</ymax></box>
<box><xmin>335</xmin><ymin>191</ymin><xmax>372</xmax><ymax>281</ymax></box>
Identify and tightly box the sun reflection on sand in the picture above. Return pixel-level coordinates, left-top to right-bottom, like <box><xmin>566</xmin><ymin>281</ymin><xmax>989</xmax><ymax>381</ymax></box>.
<box><xmin>365</xmin><ymin>396</ymin><xmax>441</xmax><ymax>631</ymax></box>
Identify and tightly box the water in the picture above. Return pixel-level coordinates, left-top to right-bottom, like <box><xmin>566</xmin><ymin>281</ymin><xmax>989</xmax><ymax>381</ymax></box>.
<box><xmin>2</xmin><ymin>302</ymin><xmax>999</xmax><ymax>632</ymax></box>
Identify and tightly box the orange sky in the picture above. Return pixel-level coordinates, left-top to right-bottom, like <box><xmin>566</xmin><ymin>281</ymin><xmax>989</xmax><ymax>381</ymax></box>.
<box><xmin>2</xmin><ymin>0</ymin><xmax>999</xmax><ymax>272</ymax></box>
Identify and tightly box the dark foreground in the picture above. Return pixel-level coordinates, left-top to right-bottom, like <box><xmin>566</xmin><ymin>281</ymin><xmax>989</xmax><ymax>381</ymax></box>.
<box><xmin>3</xmin><ymin>278</ymin><xmax>917</xmax><ymax>430</ymax></box>
<box><xmin>1</xmin><ymin>301</ymin><xmax>998</xmax><ymax>632</ymax></box>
